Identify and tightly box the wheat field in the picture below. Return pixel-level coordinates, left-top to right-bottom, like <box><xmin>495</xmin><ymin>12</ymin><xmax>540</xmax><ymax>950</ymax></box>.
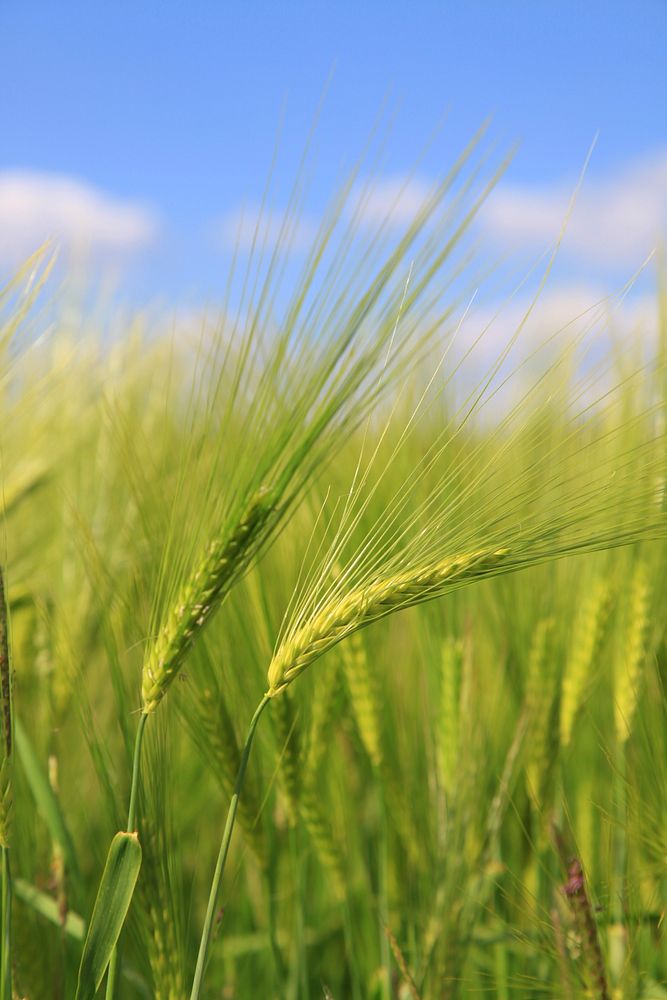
<box><xmin>1</xmin><ymin>142</ymin><xmax>667</xmax><ymax>1000</ymax></box>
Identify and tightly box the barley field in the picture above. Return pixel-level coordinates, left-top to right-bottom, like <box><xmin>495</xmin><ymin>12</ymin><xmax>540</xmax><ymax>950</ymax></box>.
<box><xmin>1</xmin><ymin>141</ymin><xmax>666</xmax><ymax>1000</ymax></box>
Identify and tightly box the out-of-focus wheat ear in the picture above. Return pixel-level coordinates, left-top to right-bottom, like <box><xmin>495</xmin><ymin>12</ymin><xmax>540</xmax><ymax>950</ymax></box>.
<box><xmin>298</xmin><ymin>783</ymin><xmax>345</xmax><ymax>902</ymax></box>
<box><xmin>142</xmin><ymin>486</ymin><xmax>276</xmax><ymax>715</ymax></box>
<box><xmin>437</xmin><ymin>636</ymin><xmax>463</xmax><ymax>800</ymax></box>
<box><xmin>139</xmin><ymin>816</ymin><xmax>186</xmax><ymax>1000</ymax></box>
<box><xmin>614</xmin><ymin>561</ymin><xmax>650</xmax><ymax>744</ymax></box>
<box><xmin>197</xmin><ymin>688</ymin><xmax>266</xmax><ymax>867</ymax></box>
<box><xmin>340</xmin><ymin>630</ymin><xmax>384</xmax><ymax>771</ymax></box>
<box><xmin>272</xmin><ymin>688</ymin><xmax>300</xmax><ymax>829</ymax></box>
<box><xmin>0</xmin><ymin>568</ymin><xmax>12</xmax><ymax>849</ymax></box>
<box><xmin>524</xmin><ymin>618</ymin><xmax>557</xmax><ymax>809</ymax></box>
<box><xmin>560</xmin><ymin>578</ymin><xmax>612</xmax><ymax>749</ymax></box>
<box><xmin>303</xmin><ymin>667</ymin><xmax>343</xmax><ymax>789</ymax></box>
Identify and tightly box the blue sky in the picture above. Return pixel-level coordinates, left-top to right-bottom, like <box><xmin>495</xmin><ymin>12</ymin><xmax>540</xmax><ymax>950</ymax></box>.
<box><xmin>1</xmin><ymin>1</ymin><xmax>666</xmax><ymax>315</ymax></box>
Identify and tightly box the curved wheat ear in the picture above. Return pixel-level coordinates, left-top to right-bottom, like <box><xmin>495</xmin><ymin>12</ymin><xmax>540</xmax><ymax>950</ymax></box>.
<box><xmin>0</xmin><ymin>568</ymin><xmax>12</xmax><ymax>848</ymax></box>
<box><xmin>560</xmin><ymin>577</ymin><xmax>611</xmax><ymax>749</ymax></box>
<box><xmin>267</xmin><ymin>547</ymin><xmax>509</xmax><ymax>696</ymax></box>
<box><xmin>142</xmin><ymin>487</ymin><xmax>275</xmax><ymax>714</ymax></box>
<box><xmin>614</xmin><ymin>561</ymin><xmax>650</xmax><ymax>743</ymax></box>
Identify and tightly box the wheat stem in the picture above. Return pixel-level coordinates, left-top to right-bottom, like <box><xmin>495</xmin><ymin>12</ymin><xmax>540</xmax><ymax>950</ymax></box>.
<box><xmin>190</xmin><ymin>694</ymin><xmax>270</xmax><ymax>1000</ymax></box>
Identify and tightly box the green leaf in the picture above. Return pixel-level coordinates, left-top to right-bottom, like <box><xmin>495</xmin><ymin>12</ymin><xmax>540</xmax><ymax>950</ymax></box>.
<box><xmin>75</xmin><ymin>831</ymin><xmax>142</xmax><ymax>1000</ymax></box>
<box><xmin>14</xmin><ymin>877</ymin><xmax>85</xmax><ymax>941</ymax></box>
<box><xmin>14</xmin><ymin>718</ymin><xmax>83</xmax><ymax>896</ymax></box>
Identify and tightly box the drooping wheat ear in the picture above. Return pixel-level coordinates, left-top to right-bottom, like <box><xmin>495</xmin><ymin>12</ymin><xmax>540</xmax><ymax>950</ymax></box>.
<box><xmin>437</xmin><ymin>636</ymin><xmax>463</xmax><ymax>799</ymax></box>
<box><xmin>524</xmin><ymin>618</ymin><xmax>557</xmax><ymax>809</ymax></box>
<box><xmin>267</xmin><ymin>547</ymin><xmax>510</xmax><ymax>695</ymax></box>
<box><xmin>614</xmin><ymin>561</ymin><xmax>650</xmax><ymax>744</ymax></box>
<box><xmin>272</xmin><ymin>688</ymin><xmax>300</xmax><ymax>828</ymax></box>
<box><xmin>142</xmin><ymin>487</ymin><xmax>276</xmax><ymax>714</ymax></box>
<box><xmin>341</xmin><ymin>630</ymin><xmax>383</xmax><ymax>771</ymax></box>
<box><xmin>560</xmin><ymin>578</ymin><xmax>612</xmax><ymax>749</ymax></box>
<box><xmin>197</xmin><ymin>688</ymin><xmax>266</xmax><ymax>866</ymax></box>
<box><xmin>0</xmin><ymin>568</ymin><xmax>12</xmax><ymax>849</ymax></box>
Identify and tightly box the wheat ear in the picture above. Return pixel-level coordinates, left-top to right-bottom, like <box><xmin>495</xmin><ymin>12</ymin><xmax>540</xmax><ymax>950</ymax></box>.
<box><xmin>142</xmin><ymin>487</ymin><xmax>275</xmax><ymax>714</ymax></box>
<box><xmin>614</xmin><ymin>561</ymin><xmax>650</xmax><ymax>744</ymax></box>
<box><xmin>267</xmin><ymin>547</ymin><xmax>509</xmax><ymax>695</ymax></box>
<box><xmin>272</xmin><ymin>688</ymin><xmax>301</xmax><ymax>828</ymax></box>
<box><xmin>524</xmin><ymin>618</ymin><xmax>557</xmax><ymax>809</ymax></box>
<box><xmin>340</xmin><ymin>630</ymin><xmax>384</xmax><ymax>771</ymax></box>
<box><xmin>560</xmin><ymin>578</ymin><xmax>611</xmax><ymax>748</ymax></box>
<box><xmin>437</xmin><ymin>636</ymin><xmax>463</xmax><ymax>799</ymax></box>
<box><xmin>197</xmin><ymin>688</ymin><xmax>266</xmax><ymax>865</ymax></box>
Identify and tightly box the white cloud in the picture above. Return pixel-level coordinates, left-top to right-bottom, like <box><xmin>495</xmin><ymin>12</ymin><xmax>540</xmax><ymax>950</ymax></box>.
<box><xmin>218</xmin><ymin>204</ymin><xmax>317</xmax><ymax>254</ymax></box>
<box><xmin>351</xmin><ymin>176</ymin><xmax>434</xmax><ymax>229</ymax></box>
<box><xmin>0</xmin><ymin>170</ymin><xmax>159</xmax><ymax>265</ymax></box>
<box><xmin>480</xmin><ymin>150</ymin><xmax>667</xmax><ymax>269</ymax></box>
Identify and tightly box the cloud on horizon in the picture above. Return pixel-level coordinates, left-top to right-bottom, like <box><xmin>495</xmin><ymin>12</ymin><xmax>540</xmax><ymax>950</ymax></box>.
<box><xmin>479</xmin><ymin>149</ymin><xmax>667</xmax><ymax>270</ymax></box>
<box><xmin>0</xmin><ymin>170</ymin><xmax>159</xmax><ymax>267</ymax></box>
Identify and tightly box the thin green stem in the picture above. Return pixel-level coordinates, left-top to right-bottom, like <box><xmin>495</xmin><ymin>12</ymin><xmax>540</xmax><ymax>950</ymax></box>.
<box><xmin>190</xmin><ymin>695</ymin><xmax>270</xmax><ymax>1000</ymax></box>
<box><xmin>105</xmin><ymin>711</ymin><xmax>149</xmax><ymax>1000</ymax></box>
<box><xmin>1</xmin><ymin>848</ymin><xmax>11</xmax><ymax>1000</ymax></box>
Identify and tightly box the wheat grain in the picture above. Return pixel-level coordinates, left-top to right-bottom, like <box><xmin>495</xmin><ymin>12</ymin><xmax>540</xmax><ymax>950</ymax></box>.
<box><xmin>142</xmin><ymin>487</ymin><xmax>276</xmax><ymax>714</ymax></box>
<box><xmin>267</xmin><ymin>547</ymin><xmax>509</xmax><ymax>695</ymax></box>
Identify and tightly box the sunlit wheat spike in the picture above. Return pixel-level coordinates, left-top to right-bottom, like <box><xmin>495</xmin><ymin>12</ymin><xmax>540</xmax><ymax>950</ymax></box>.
<box><xmin>437</xmin><ymin>636</ymin><xmax>463</xmax><ymax>798</ymax></box>
<box><xmin>142</xmin><ymin>487</ymin><xmax>276</xmax><ymax>714</ymax></box>
<box><xmin>267</xmin><ymin>547</ymin><xmax>509</xmax><ymax>695</ymax></box>
<box><xmin>341</xmin><ymin>630</ymin><xmax>383</xmax><ymax>771</ymax></box>
<box><xmin>560</xmin><ymin>577</ymin><xmax>611</xmax><ymax>748</ymax></box>
<box><xmin>614</xmin><ymin>561</ymin><xmax>650</xmax><ymax>743</ymax></box>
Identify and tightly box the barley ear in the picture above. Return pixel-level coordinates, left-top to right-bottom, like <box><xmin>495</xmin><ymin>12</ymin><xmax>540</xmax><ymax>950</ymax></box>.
<box><xmin>341</xmin><ymin>630</ymin><xmax>384</xmax><ymax>771</ymax></box>
<box><xmin>197</xmin><ymin>688</ymin><xmax>266</xmax><ymax>866</ymax></box>
<box><xmin>437</xmin><ymin>636</ymin><xmax>463</xmax><ymax>799</ymax></box>
<box><xmin>524</xmin><ymin>618</ymin><xmax>557</xmax><ymax>809</ymax></box>
<box><xmin>272</xmin><ymin>688</ymin><xmax>300</xmax><ymax>828</ymax></box>
<box><xmin>142</xmin><ymin>487</ymin><xmax>275</xmax><ymax>714</ymax></box>
<box><xmin>614</xmin><ymin>561</ymin><xmax>650</xmax><ymax>744</ymax></box>
<box><xmin>560</xmin><ymin>578</ymin><xmax>611</xmax><ymax>748</ymax></box>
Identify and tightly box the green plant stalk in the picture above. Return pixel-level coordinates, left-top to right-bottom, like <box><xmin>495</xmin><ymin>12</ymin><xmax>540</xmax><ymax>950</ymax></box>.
<box><xmin>378</xmin><ymin>786</ymin><xmax>391</xmax><ymax>1000</ymax></box>
<box><xmin>1</xmin><ymin>848</ymin><xmax>11</xmax><ymax>1000</ymax></box>
<box><xmin>105</xmin><ymin>712</ymin><xmax>148</xmax><ymax>1000</ymax></box>
<box><xmin>190</xmin><ymin>695</ymin><xmax>270</xmax><ymax>1000</ymax></box>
